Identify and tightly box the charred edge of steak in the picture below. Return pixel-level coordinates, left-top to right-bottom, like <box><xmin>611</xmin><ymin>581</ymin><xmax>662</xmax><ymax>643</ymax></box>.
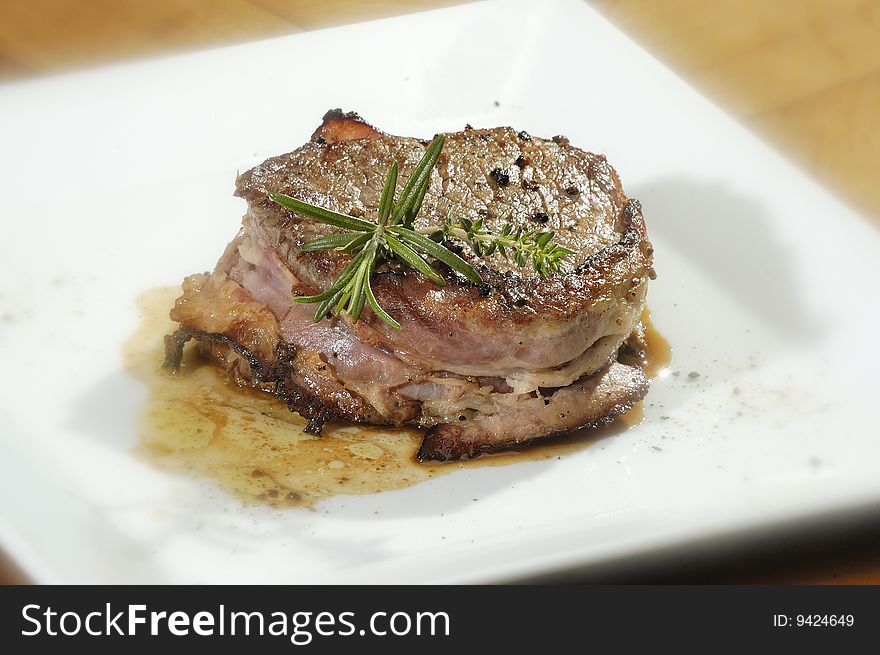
<box><xmin>574</xmin><ymin>198</ymin><xmax>646</xmax><ymax>275</ymax></box>
<box><xmin>416</xmin><ymin>407</ymin><xmax>624</xmax><ymax>462</ymax></box>
<box><xmin>163</xmin><ymin>327</ymin><xmax>268</xmax><ymax>377</ymax></box>
<box><xmin>162</xmin><ymin>327</ymin><xmax>340</xmax><ymax>435</ymax></box>
<box><xmin>311</xmin><ymin>109</ymin><xmax>384</xmax><ymax>145</ymax></box>
<box><xmin>321</xmin><ymin>108</ymin><xmax>365</xmax><ymax>124</ymax></box>
<box><xmin>416</xmin><ymin>368</ymin><xmax>648</xmax><ymax>462</ymax></box>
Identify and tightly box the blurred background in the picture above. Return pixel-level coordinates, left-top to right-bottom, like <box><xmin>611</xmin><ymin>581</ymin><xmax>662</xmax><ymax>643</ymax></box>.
<box><xmin>0</xmin><ymin>0</ymin><xmax>878</xmax><ymax>583</ymax></box>
<box><xmin>1</xmin><ymin>0</ymin><xmax>877</xmax><ymax>224</ymax></box>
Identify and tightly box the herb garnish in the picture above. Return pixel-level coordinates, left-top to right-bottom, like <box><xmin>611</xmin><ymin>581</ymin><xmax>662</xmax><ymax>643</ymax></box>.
<box><xmin>269</xmin><ymin>134</ymin><xmax>572</xmax><ymax>328</ymax></box>
<box><xmin>429</xmin><ymin>215</ymin><xmax>573</xmax><ymax>278</ymax></box>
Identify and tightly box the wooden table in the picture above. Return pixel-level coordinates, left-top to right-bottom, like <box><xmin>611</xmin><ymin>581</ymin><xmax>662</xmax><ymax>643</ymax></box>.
<box><xmin>1</xmin><ymin>0</ymin><xmax>878</xmax><ymax>584</ymax></box>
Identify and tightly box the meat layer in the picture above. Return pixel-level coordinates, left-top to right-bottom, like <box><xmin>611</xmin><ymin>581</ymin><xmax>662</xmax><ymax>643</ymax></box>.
<box><xmin>166</xmin><ymin>110</ymin><xmax>654</xmax><ymax>460</ymax></box>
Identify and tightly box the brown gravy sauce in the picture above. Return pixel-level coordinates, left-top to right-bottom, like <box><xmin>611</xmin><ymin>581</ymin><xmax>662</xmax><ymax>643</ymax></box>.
<box><xmin>126</xmin><ymin>288</ymin><xmax>671</xmax><ymax>508</ymax></box>
<box><xmin>640</xmin><ymin>307</ymin><xmax>672</xmax><ymax>379</ymax></box>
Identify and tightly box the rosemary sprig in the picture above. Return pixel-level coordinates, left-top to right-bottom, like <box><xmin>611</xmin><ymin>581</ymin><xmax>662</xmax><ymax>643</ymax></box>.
<box><xmin>269</xmin><ymin>134</ymin><xmax>572</xmax><ymax>328</ymax></box>
<box><xmin>430</xmin><ymin>215</ymin><xmax>574</xmax><ymax>277</ymax></box>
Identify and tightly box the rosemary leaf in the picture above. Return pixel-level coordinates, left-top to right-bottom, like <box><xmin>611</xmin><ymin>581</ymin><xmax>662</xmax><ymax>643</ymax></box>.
<box><xmin>333</xmin><ymin>284</ymin><xmax>354</xmax><ymax>315</ymax></box>
<box><xmin>341</xmin><ymin>233</ymin><xmax>372</xmax><ymax>254</ymax></box>
<box><xmin>535</xmin><ymin>231</ymin><xmax>554</xmax><ymax>248</ymax></box>
<box><xmin>270</xmin><ymin>192</ymin><xmax>375</xmax><ymax>232</ymax></box>
<box><xmin>302</xmin><ymin>232</ymin><xmax>369</xmax><ymax>252</ymax></box>
<box><xmin>294</xmin><ymin>249</ymin><xmax>367</xmax><ymax>303</ymax></box>
<box><xmin>313</xmin><ymin>290</ymin><xmax>341</xmax><ymax>322</ymax></box>
<box><xmin>385</xmin><ymin>233</ymin><xmax>446</xmax><ymax>286</ymax></box>
<box><xmin>378</xmin><ymin>161</ymin><xmax>398</xmax><ymax>224</ymax></box>
<box><xmin>392</xmin><ymin>135</ymin><xmax>445</xmax><ymax>225</ymax></box>
<box><xmin>347</xmin><ymin>258</ymin><xmax>369</xmax><ymax>323</ymax></box>
<box><xmin>389</xmin><ymin>226</ymin><xmax>482</xmax><ymax>284</ymax></box>
<box><xmin>365</xmin><ymin>268</ymin><xmax>401</xmax><ymax>330</ymax></box>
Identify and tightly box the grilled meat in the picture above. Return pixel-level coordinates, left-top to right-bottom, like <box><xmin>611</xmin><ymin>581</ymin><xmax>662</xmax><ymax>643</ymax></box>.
<box><xmin>166</xmin><ymin>110</ymin><xmax>655</xmax><ymax>461</ymax></box>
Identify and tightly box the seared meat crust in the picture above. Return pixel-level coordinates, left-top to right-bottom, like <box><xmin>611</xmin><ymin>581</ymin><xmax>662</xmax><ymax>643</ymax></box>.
<box><xmin>167</xmin><ymin>110</ymin><xmax>654</xmax><ymax>460</ymax></box>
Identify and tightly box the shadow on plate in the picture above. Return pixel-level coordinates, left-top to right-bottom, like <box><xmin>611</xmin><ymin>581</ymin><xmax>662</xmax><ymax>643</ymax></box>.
<box><xmin>633</xmin><ymin>178</ymin><xmax>825</xmax><ymax>342</ymax></box>
<box><xmin>521</xmin><ymin>499</ymin><xmax>880</xmax><ymax>584</ymax></box>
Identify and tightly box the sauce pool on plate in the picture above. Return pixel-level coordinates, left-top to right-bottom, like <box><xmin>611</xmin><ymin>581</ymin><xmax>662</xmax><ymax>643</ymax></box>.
<box><xmin>125</xmin><ymin>287</ymin><xmax>670</xmax><ymax>507</ymax></box>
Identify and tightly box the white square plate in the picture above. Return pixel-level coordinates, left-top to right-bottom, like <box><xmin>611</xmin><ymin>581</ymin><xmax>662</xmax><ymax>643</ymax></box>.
<box><xmin>1</xmin><ymin>0</ymin><xmax>879</xmax><ymax>583</ymax></box>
